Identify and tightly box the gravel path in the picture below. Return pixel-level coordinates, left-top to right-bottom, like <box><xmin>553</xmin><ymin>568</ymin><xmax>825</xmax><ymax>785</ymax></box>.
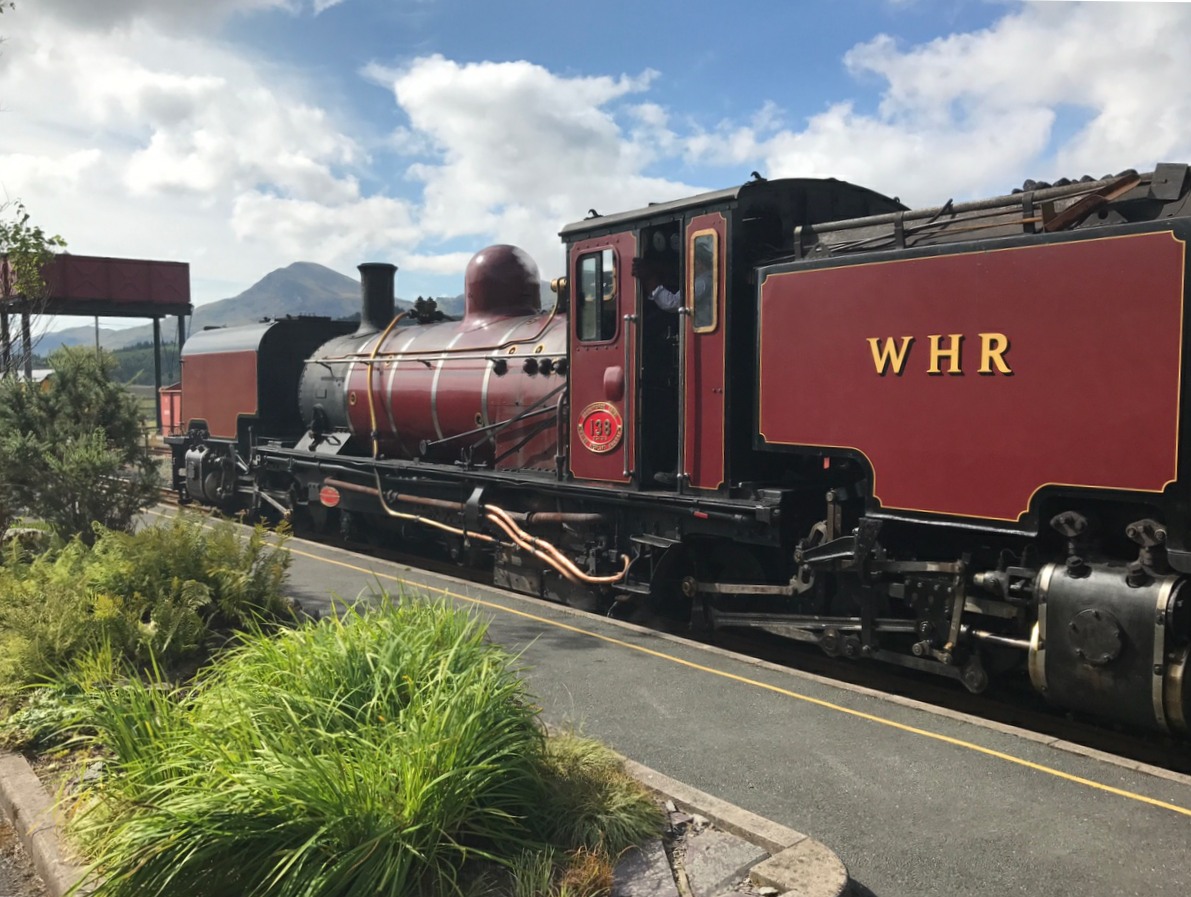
<box><xmin>0</xmin><ymin>821</ymin><xmax>48</xmax><ymax>897</ymax></box>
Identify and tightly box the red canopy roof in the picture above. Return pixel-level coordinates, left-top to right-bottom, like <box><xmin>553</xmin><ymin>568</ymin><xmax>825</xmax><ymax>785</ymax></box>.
<box><xmin>1</xmin><ymin>254</ymin><xmax>191</xmax><ymax>318</ymax></box>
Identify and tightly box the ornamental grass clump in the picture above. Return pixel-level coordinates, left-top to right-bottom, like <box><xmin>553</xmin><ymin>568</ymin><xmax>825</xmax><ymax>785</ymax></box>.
<box><xmin>71</xmin><ymin>597</ymin><xmax>660</xmax><ymax>897</ymax></box>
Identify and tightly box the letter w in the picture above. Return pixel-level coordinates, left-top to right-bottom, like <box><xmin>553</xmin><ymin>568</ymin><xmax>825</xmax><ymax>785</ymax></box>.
<box><xmin>867</xmin><ymin>336</ymin><xmax>915</xmax><ymax>376</ymax></box>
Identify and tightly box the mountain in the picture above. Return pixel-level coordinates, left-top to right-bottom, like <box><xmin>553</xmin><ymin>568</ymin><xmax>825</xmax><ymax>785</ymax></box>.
<box><xmin>189</xmin><ymin>261</ymin><xmax>365</xmax><ymax>331</ymax></box>
<box><xmin>43</xmin><ymin>262</ymin><xmax>366</xmax><ymax>351</ymax></box>
<box><xmin>39</xmin><ymin>261</ymin><xmax>557</xmax><ymax>352</ymax></box>
<box><xmin>37</xmin><ymin>327</ymin><xmax>119</xmax><ymax>354</ymax></box>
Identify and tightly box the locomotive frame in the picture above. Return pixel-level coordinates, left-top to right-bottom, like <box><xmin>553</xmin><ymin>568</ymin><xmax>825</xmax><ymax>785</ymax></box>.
<box><xmin>167</xmin><ymin>163</ymin><xmax>1191</xmax><ymax>736</ymax></box>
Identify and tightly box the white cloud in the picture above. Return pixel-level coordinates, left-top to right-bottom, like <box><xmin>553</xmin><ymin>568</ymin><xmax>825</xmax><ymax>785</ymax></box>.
<box><xmin>370</xmin><ymin>55</ymin><xmax>696</xmax><ymax>271</ymax></box>
<box><xmin>397</xmin><ymin>252</ymin><xmax>480</xmax><ymax>276</ymax></box>
<box><xmin>30</xmin><ymin>0</ymin><xmax>328</xmax><ymax>33</ymax></box>
<box><xmin>5</xmin><ymin>0</ymin><xmax>1191</xmax><ymax>323</ymax></box>
<box><xmin>0</xmin><ymin>150</ymin><xmax>102</xmax><ymax>199</ymax></box>
<box><xmin>231</xmin><ymin>192</ymin><xmax>419</xmax><ymax>262</ymax></box>
<box><xmin>685</xmin><ymin>3</ymin><xmax>1191</xmax><ymax>205</ymax></box>
<box><xmin>0</xmin><ymin>10</ymin><xmax>384</xmax><ymax>302</ymax></box>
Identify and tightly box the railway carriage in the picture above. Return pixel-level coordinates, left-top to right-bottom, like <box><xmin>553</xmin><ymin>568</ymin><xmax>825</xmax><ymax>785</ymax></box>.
<box><xmin>168</xmin><ymin>164</ymin><xmax>1191</xmax><ymax>735</ymax></box>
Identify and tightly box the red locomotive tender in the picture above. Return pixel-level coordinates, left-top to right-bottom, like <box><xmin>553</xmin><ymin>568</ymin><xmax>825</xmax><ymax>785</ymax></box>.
<box><xmin>168</xmin><ymin>165</ymin><xmax>1191</xmax><ymax>735</ymax></box>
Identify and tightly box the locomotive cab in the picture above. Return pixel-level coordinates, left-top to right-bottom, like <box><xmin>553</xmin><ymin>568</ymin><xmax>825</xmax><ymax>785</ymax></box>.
<box><xmin>560</xmin><ymin>177</ymin><xmax>906</xmax><ymax>495</ymax></box>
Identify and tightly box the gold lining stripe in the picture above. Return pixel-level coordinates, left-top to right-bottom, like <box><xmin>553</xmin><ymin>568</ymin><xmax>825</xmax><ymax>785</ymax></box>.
<box><xmin>684</xmin><ymin>213</ymin><xmax>728</xmax><ymax>490</ymax></box>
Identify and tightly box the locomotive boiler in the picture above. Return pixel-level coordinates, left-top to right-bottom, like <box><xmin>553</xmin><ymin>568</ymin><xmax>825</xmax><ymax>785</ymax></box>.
<box><xmin>297</xmin><ymin>246</ymin><xmax>566</xmax><ymax>472</ymax></box>
<box><xmin>168</xmin><ymin>163</ymin><xmax>1191</xmax><ymax>737</ymax></box>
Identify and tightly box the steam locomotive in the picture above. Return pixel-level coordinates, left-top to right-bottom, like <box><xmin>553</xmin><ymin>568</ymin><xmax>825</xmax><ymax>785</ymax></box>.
<box><xmin>167</xmin><ymin>163</ymin><xmax>1191</xmax><ymax>736</ymax></box>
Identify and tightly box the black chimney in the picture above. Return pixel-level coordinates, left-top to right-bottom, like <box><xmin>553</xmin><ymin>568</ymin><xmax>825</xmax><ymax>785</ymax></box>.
<box><xmin>356</xmin><ymin>262</ymin><xmax>397</xmax><ymax>335</ymax></box>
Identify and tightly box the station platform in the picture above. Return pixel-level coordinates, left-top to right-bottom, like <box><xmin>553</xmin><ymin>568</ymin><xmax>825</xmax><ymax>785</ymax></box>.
<box><xmin>235</xmin><ymin>529</ymin><xmax>1191</xmax><ymax>896</ymax></box>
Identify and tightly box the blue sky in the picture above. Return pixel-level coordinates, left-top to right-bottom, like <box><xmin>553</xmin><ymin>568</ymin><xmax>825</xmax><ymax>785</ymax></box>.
<box><xmin>2</xmin><ymin>0</ymin><xmax>1188</xmax><ymax>333</ymax></box>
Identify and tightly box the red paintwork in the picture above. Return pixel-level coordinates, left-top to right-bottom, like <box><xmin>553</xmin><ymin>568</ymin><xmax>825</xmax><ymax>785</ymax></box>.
<box><xmin>568</xmin><ymin>233</ymin><xmax>637</xmax><ymax>483</ymax></box>
<box><xmin>158</xmin><ymin>384</ymin><xmax>183</xmax><ymax>435</ymax></box>
<box><xmin>332</xmin><ymin>246</ymin><xmax>565</xmax><ymax>471</ymax></box>
<box><xmin>461</xmin><ymin>246</ymin><xmax>541</xmax><ymax>320</ymax></box>
<box><xmin>341</xmin><ymin>314</ymin><xmax>567</xmax><ymax>471</ymax></box>
<box><xmin>759</xmin><ymin>231</ymin><xmax>1186</xmax><ymax>521</ymax></box>
<box><xmin>7</xmin><ymin>255</ymin><xmax>191</xmax><ymax>316</ymax></box>
<box><xmin>181</xmin><ymin>350</ymin><xmax>257</xmax><ymax>439</ymax></box>
<box><xmin>683</xmin><ymin>213</ymin><xmax>727</xmax><ymax>490</ymax></box>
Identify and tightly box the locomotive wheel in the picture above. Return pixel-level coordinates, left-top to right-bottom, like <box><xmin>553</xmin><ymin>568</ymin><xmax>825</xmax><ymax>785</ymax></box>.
<box><xmin>305</xmin><ymin>502</ymin><xmax>339</xmax><ymax>537</ymax></box>
<box><xmin>688</xmin><ymin>543</ymin><xmax>772</xmax><ymax>638</ymax></box>
<box><xmin>702</xmin><ymin>543</ymin><xmax>768</xmax><ymax>585</ymax></box>
<box><xmin>639</xmin><ymin>545</ymin><xmax>696</xmax><ymax>631</ymax></box>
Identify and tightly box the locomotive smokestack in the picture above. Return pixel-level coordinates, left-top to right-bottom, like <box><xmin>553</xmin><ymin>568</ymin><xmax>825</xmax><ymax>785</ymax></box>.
<box><xmin>356</xmin><ymin>262</ymin><xmax>397</xmax><ymax>335</ymax></box>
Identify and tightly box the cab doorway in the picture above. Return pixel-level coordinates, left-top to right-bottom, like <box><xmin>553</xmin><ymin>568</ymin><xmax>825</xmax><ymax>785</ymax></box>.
<box><xmin>637</xmin><ymin>222</ymin><xmax>681</xmax><ymax>488</ymax></box>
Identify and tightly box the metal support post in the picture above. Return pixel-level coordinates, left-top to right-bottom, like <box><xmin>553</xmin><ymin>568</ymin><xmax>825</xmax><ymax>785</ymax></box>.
<box><xmin>21</xmin><ymin>309</ymin><xmax>32</xmax><ymax>381</ymax></box>
<box><xmin>1</xmin><ymin>311</ymin><xmax>10</xmax><ymax>378</ymax></box>
<box><xmin>153</xmin><ymin>317</ymin><xmax>163</xmax><ymax>432</ymax></box>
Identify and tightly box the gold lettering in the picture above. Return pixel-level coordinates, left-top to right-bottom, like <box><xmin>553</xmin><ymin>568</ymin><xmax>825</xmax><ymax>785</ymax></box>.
<box><xmin>927</xmin><ymin>334</ymin><xmax>964</xmax><ymax>375</ymax></box>
<box><xmin>867</xmin><ymin>336</ymin><xmax>915</xmax><ymax>376</ymax></box>
<box><xmin>978</xmin><ymin>332</ymin><xmax>1012</xmax><ymax>375</ymax></box>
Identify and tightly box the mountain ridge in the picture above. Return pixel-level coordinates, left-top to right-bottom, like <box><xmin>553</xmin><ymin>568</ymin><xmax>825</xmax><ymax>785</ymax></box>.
<box><xmin>40</xmin><ymin>262</ymin><xmax>399</xmax><ymax>352</ymax></box>
<box><xmin>38</xmin><ymin>261</ymin><xmax>553</xmax><ymax>354</ymax></box>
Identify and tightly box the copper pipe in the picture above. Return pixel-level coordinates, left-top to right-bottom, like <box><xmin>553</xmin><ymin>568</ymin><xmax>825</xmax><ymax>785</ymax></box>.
<box><xmin>323</xmin><ymin>477</ymin><xmax>384</xmax><ymax>497</ymax></box>
<box><xmin>486</xmin><ymin>505</ymin><xmax>629</xmax><ymax>584</ymax></box>
<box><xmin>318</xmin><ymin>478</ymin><xmax>623</xmax><ymax>583</ymax></box>
<box><xmin>323</xmin><ymin>478</ymin><xmax>604</xmax><ymax>524</ymax></box>
<box><xmin>323</xmin><ymin>478</ymin><xmax>464</xmax><ymax>513</ymax></box>
<box><xmin>522</xmin><ymin>511</ymin><xmax>606</xmax><ymax>526</ymax></box>
<box><xmin>372</xmin><ymin>475</ymin><xmax>497</xmax><ymax>545</ymax></box>
<box><xmin>486</xmin><ymin>505</ymin><xmax>580</xmax><ymax>577</ymax></box>
<box><xmin>319</xmin><ymin>472</ymin><xmax>497</xmax><ymax>544</ymax></box>
<box><xmin>485</xmin><ymin>511</ymin><xmax>583</xmax><ymax>585</ymax></box>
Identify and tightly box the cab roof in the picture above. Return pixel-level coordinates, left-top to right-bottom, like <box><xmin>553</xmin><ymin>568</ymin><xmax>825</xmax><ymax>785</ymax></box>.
<box><xmin>558</xmin><ymin>177</ymin><xmax>905</xmax><ymax>241</ymax></box>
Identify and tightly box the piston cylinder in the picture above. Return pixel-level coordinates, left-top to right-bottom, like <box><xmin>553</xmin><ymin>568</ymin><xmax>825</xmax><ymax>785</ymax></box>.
<box><xmin>1029</xmin><ymin>562</ymin><xmax>1190</xmax><ymax>733</ymax></box>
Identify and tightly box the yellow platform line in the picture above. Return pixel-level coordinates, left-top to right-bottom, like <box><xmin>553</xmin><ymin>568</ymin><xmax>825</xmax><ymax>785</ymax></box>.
<box><xmin>142</xmin><ymin>509</ymin><xmax>1191</xmax><ymax>819</ymax></box>
<box><xmin>282</xmin><ymin>542</ymin><xmax>1191</xmax><ymax>820</ymax></box>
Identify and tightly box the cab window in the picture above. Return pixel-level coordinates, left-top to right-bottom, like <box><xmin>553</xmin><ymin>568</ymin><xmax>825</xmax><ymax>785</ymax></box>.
<box><xmin>689</xmin><ymin>231</ymin><xmax>718</xmax><ymax>332</ymax></box>
<box><xmin>576</xmin><ymin>249</ymin><xmax>617</xmax><ymax>342</ymax></box>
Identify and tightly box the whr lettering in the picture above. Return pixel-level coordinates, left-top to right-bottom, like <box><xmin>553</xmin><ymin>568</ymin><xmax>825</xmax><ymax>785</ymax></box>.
<box><xmin>866</xmin><ymin>333</ymin><xmax>1012</xmax><ymax>376</ymax></box>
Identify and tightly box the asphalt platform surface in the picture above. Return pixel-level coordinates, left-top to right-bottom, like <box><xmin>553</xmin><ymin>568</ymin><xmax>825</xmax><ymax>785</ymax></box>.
<box><xmin>163</xmin><ymin>513</ymin><xmax>1191</xmax><ymax>897</ymax></box>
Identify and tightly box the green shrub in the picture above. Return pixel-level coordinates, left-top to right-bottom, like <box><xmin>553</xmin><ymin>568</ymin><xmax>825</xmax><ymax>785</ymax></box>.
<box><xmin>70</xmin><ymin>596</ymin><xmax>660</xmax><ymax>897</ymax></box>
<box><xmin>0</xmin><ymin>347</ymin><xmax>158</xmax><ymax>544</ymax></box>
<box><xmin>0</xmin><ymin>514</ymin><xmax>292</xmax><ymax>702</ymax></box>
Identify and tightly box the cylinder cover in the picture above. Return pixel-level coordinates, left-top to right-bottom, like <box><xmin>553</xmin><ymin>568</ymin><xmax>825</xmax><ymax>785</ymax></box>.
<box><xmin>1030</xmin><ymin>563</ymin><xmax>1189</xmax><ymax>733</ymax></box>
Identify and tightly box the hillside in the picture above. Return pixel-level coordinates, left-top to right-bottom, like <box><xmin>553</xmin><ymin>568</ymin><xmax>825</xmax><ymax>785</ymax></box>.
<box><xmin>41</xmin><ymin>263</ymin><xmax>369</xmax><ymax>351</ymax></box>
<box><xmin>39</xmin><ymin>261</ymin><xmax>555</xmax><ymax>353</ymax></box>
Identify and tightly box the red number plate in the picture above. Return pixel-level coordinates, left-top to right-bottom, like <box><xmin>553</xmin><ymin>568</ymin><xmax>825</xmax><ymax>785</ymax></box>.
<box><xmin>577</xmin><ymin>402</ymin><xmax>624</xmax><ymax>453</ymax></box>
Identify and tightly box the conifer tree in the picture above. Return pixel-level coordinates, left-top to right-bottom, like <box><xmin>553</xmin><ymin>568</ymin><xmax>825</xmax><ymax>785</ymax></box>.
<box><xmin>0</xmin><ymin>348</ymin><xmax>160</xmax><ymax>542</ymax></box>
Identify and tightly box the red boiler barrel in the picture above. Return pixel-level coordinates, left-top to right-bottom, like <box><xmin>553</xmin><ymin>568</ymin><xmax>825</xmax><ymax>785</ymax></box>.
<box><xmin>341</xmin><ymin>245</ymin><xmax>568</xmax><ymax>471</ymax></box>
